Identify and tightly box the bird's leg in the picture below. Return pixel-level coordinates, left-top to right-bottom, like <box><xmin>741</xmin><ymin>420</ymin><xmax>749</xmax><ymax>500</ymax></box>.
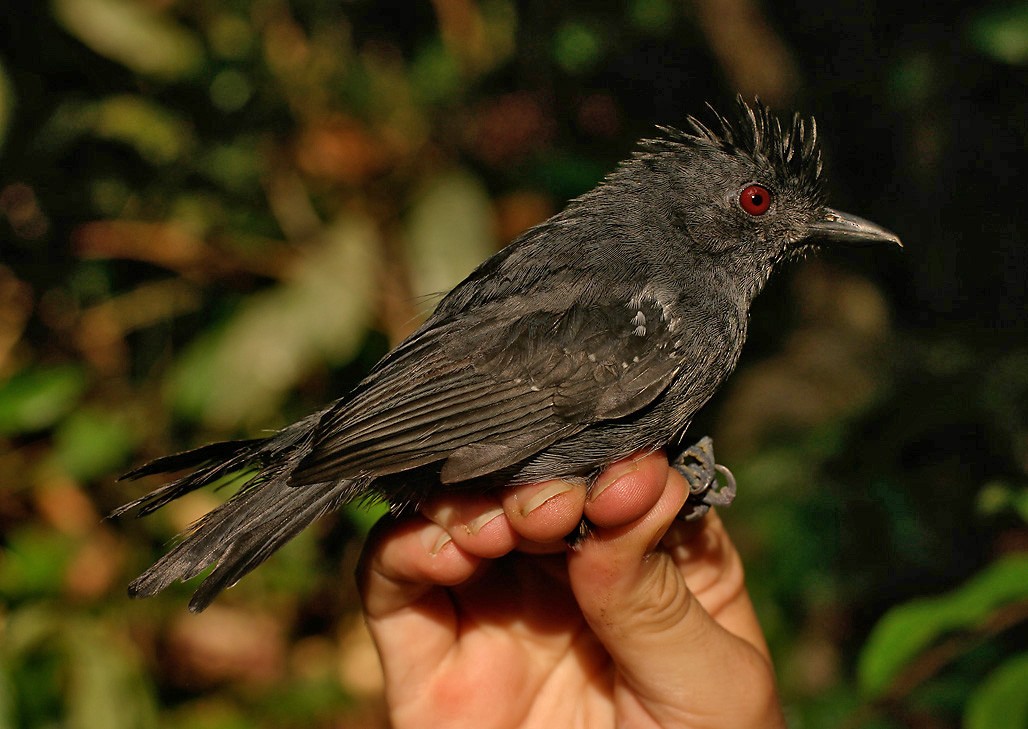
<box><xmin>672</xmin><ymin>436</ymin><xmax>737</xmax><ymax>521</ymax></box>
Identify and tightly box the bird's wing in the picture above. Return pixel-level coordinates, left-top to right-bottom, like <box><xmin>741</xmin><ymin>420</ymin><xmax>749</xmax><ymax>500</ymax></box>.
<box><xmin>290</xmin><ymin>292</ymin><xmax>685</xmax><ymax>485</ymax></box>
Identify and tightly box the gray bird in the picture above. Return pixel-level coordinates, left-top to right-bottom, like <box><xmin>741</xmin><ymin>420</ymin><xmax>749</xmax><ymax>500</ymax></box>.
<box><xmin>116</xmin><ymin>98</ymin><xmax>901</xmax><ymax>612</ymax></box>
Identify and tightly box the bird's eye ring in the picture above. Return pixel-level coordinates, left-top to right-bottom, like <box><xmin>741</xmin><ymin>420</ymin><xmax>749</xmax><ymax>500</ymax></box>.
<box><xmin>739</xmin><ymin>184</ymin><xmax>772</xmax><ymax>216</ymax></box>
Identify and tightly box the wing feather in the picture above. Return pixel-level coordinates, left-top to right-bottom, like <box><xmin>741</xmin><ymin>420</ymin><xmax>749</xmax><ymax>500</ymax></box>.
<box><xmin>291</xmin><ymin>292</ymin><xmax>685</xmax><ymax>486</ymax></box>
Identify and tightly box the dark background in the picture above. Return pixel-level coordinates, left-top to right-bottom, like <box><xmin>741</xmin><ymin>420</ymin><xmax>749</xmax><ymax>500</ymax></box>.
<box><xmin>1</xmin><ymin>1</ymin><xmax>1026</xmax><ymax>727</ymax></box>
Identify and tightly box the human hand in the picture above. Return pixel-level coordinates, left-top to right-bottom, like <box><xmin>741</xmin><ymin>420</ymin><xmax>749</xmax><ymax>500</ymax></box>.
<box><xmin>357</xmin><ymin>451</ymin><xmax>785</xmax><ymax>729</ymax></box>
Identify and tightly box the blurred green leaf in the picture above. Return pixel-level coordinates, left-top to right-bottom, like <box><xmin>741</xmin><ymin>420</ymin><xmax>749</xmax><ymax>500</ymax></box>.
<box><xmin>52</xmin><ymin>0</ymin><xmax>204</xmax><ymax>79</ymax></box>
<box><xmin>45</xmin><ymin>95</ymin><xmax>194</xmax><ymax>165</ymax></box>
<box><xmin>206</xmin><ymin>13</ymin><xmax>254</xmax><ymax>60</ymax></box>
<box><xmin>405</xmin><ymin>170</ymin><xmax>496</xmax><ymax>301</ymax></box>
<box><xmin>343</xmin><ymin>500</ymin><xmax>388</xmax><ymax>534</ymax></box>
<box><xmin>0</xmin><ymin>365</ymin><xmax>86</xmax><ymax>436</ymax></box>
<box><xmin>64</xmin><ymin>620</ymin><xmax>158</xmax><ymax>729</ymax></box>
<box><xmin>161</xmin><ymin>701</ymin><xmax>249</xmax><ymax>729</ymax></box>
<box><xmin>52</xmin><ymin>408</ymin><xmax>136</xmax><ymax>481</ymax></box>
<box><xmin>481</xmin><ymin>0</ymin><xmax>519</xmax><ymax>67</ymax></box>
<box><xmin>977</xmin><ymin>481</ymin><xmax>1028</xmax><ymax>522</ymax></box>
<box><xmin>410</xmin><ymin>41</ymin><xmax>462</xmax><ymax>105</ymax></box>
<box><xmin>858</xmin><ymin>555</ymin><xmax>1028</xmax><ymax>697</ymax></box>
<box><xmin>0</xmin><ymin>666</ymin><xmax>13</xmax><ymax>729</ymax></box>
<box><xmin>968</xmin><ymin>3</ymin><xmax>1028</xmax><ymax>64</ymax></box>
<box><xmin>197</xmin><ymin>140</ymin><xmax>263</xmax><ymax>195</ymax></box>
<box><xmin>888</xmin><ymin>52</ymin><xmax>937</xmax><ymax>107</ymax></box>
<box><xmin>553</xmin><ymin>22</ymin><xmax>604</xmax><ymax>74</ymax></box>
<box><xmin>0</xmin><ymin>528</ymin><xmax>77</xmax><ymax>600</ymax></box>
<box><xmin>93</xmin><ymin>96</ymin><xmax>192</xmax><ymax>165</ymax></box>
<box><xmin>965</xmin><ymin>652</ymin><xmax>1028</xmax><ymax>729</ymax></box>
<box><xmin>253</xmin><ymin>675</ymin><xmax>352</xmax><ymax>724</ymax></box>
<box><xmin>629</xmin><ymin>0</ymin><xmax>676</xmax><ymax>34</ymax></box>
<box><xmin>209</xmin><ymin>69</ymin><xmax>253</xmax><ymax>113</ymax></box>
<box><xmin>169</xmin><ymin>213</ymin><xmax>381</xmax><ymax>429</ymax></box>
<box><xmin>2</xmin><ymin>608</ymin><xmax>157</xmax><ymax>729</ymax></box>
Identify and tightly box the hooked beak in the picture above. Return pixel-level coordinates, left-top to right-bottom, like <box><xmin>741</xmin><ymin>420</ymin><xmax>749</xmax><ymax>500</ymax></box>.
<box><xmin>805</xmin><ymin>207</ymin><xmax>903</xmax><ymax>248</ymax></box>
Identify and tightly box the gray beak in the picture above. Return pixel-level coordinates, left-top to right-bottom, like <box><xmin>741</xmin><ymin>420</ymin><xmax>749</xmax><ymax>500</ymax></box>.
<box><xmin>806</xmin><ymin>207</ymin><xmax>903</xmax><ymax>248</ymax></box>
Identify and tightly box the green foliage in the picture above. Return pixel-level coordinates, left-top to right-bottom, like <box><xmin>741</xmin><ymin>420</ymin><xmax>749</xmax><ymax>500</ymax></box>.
<box><xmin>968</xmin><ymin>2</ymin><xmax>1028</xmax><ymax>65</ymax></box>
<box><xmin>169</xmin><ymin>214</ymin><xmax>381</xmax><ymax>429</ymax></box>
<box><xmin>405</xmin><ymin>171</ymin><xmax>496</xmax><ymax>300</ymax></box>
<box><xmin>53</xmin><ymin>0</ymin><xmax>205</xmax><ymax>79</ymax></box>
<box><xmin>0</xmin><ymin>366</ymin><xmax>86</xmax><ymax>436</ymax></box>
<box><xmin>0</xmin><ymin>607</ymin><xmax>158</xmax><ymax>729</ymax></box>
<box><xmin>965</xmin><ymin>653</ymin><xmax>1028</xmax><ymax>729</ymax></box>
<box><xmin>978</xmin><ymin>481</ymin><xmax>1028</xmax><ymax>522</ymax></box>
<box><xmin>553</xmin><ymin>22</ymin><xmax>605</xmax><ymax>74</ymax></box>
<box><xmin>0</xmin><ymin>528</ymin><xmax>78</xmax><ymax>601</ymax></box>
<box><xmin>858</xmin><ymin>555</ymin><xmax>1028</xmax><ymax>697</ymax></box>
<box><xmin>52</xmin><ymin>407</ymin><xmax>137</xmax><ymax>481</ymax></box>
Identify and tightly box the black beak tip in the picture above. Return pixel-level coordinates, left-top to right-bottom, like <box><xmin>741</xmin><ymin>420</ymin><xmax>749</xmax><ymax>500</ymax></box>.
<box><xmin>813</xmin><ymin>208</ymin><xmax>903</xmax><ymax>249</ymax></box>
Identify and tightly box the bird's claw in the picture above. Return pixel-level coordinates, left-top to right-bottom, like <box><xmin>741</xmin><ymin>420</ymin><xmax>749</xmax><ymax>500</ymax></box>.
<box><xmin>672</xmin><ymin>436</ymin><xmax>737</xmax><ymax>521</ymax></box>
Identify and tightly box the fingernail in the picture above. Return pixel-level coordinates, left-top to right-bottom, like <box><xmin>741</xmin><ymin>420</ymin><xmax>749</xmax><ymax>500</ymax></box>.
<box><xmin>521</xmin><ymin>482</ymin><xmax>574</xmax><ymax>517</ymax></box>
<box><xmin>423</xmin><ymin>504</ymin><xmax>457</xmax><ymax>529</ymax></box>
<box><xmin>590</xmin><ymin>459</ymin><xmax>641</xmax><ymax>502</ymax></box>
<box><xmin>421</xmin><ymin>525</ymin><xmax>453</xmax><ymax>555</ymax></box>
<box><xmin>467</xmin><ymin>507</ymin><xmax>505</xmax><ymax>535</ymax></box>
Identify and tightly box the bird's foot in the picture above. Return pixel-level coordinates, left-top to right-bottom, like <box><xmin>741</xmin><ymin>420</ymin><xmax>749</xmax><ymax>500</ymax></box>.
<box><xmin>672</xmin><ymin>436</ymin><xmax>737</xmax><ymax>521</ymax></box>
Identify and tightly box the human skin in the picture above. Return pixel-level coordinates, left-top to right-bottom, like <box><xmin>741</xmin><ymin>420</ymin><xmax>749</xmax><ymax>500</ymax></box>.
<box><xmin>357</xmin><ymin>450</ymin><xmax>786</xmax><ymax>729</ymax></box>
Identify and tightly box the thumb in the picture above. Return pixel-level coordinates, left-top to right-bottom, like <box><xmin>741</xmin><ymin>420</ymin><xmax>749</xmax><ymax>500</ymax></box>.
<box><xmin>567</xmin><ymin>459</ymin><xmax>783</xmax><ymax>729</ymax></box>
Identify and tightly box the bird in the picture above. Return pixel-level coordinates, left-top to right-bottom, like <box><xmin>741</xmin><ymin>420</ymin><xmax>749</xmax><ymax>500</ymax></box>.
<box><xmin>115</xmin><ymin>98</ymin><xmax>901</xmax><ymax>612</ymax></box>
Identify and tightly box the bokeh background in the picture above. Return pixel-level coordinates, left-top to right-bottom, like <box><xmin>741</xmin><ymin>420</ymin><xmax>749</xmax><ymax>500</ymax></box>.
<box><xmin>2</xmin><ymin>1</ymin><xmax>1027</xmax><ymax>727</ymax></box>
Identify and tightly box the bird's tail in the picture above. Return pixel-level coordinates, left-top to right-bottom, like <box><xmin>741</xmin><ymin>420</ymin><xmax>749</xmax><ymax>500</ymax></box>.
<box><xmin>114</xmin><ymin>415</ymin><xmax>365</xmax><ymax>612</ymax></box>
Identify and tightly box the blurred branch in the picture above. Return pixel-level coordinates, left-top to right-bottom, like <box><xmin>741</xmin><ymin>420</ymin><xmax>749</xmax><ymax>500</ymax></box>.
<box><xmin>429</xmin><ymin>0</ymin><xmax>488</xmax><ymax>72</ymax></box>
<box><xmin>264</xmin><ymin>167</ymin><xmax>324</xmax><ymax>243</ymax></box>
<box><xmin>73</xmin><ymin>220</ymin><xmax>291</xmax><ymax>280</ymax></box>
<box><xmin>690</xmin><ymin>0</ymin><xmax>801</xmax><ymax>105</ymax></box>
<box><xmin>75</xmin><ymin>279</ymin><xmax>202</xmax><ymax>372</ymax></box>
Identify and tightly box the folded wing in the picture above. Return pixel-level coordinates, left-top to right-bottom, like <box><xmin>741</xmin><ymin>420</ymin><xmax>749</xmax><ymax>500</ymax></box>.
<box><xmin>290</xmin><ymin>294</ymin><xmax>684</xmax><ymax>485</ymax></box>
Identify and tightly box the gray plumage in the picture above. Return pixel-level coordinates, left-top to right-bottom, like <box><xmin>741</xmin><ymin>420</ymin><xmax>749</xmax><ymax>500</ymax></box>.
<box><xmin>116</xmin><ymin>98</ymin><xmax>900</xmax><ymax>612</ymax></box>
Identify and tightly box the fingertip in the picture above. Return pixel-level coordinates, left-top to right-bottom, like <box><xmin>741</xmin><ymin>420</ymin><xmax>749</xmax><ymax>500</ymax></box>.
<box><xmin>584</xmin><ymin>450</ymin><xmax>670</xmax><ymax>528</ymax></box>
<box><xmin>501</xmin><ymin>478</ymin><xmax>587</xmax><ymax>544</ymax></box>
<box><xmin>421</xmin><ymin>495</ymin><xmax>519</xmax><ymax>559</ymax></box>
<box><xmin>358</xmin><ymin>515</ymin><xmax>482</xmax><ymax>619</ymax></box>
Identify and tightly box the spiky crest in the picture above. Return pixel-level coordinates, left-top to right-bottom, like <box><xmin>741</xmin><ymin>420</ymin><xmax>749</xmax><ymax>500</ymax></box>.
<box><xmin>643</xmin><ymin>96</ymin><xmax>825</xmax><ymax>202</ymax></box>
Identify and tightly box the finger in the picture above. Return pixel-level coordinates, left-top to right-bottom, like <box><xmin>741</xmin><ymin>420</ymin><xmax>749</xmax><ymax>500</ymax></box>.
<box><xmin>568</xmin><ymin>466</ymin><xmax>783</xmax><ymax>728</ymax></box>
<box><xmin>357</xmin><ymin>514</ymin><xmax>492</xmax><ymax>692</ymax></box>
<box><xmin>499</xmin><ymin>477</ymin><xmax>587</xmax><ymax>546</ymax></box>
<box><xmin>358</xmin><ymin>514</ymin><xmax>481</xmax><ymax>618</ymax></box>
<box><xmin>496</xmin><ymin>450</ymin><xmax>667</xmax><ymax>548</ymax></box>
<box><xmin>583</xmin><ymin>450</ymin><xmax>668</xmax><ymax>528</ymax></box>
<box><xmin>661</xmin><ymin>508</ymin><xmax>771</xmax><ymax>660</ymax></box>
<box><xmin>421</xmin><ymin>492</ymin><xmax>519</xmax><ymax>558</ymax></box>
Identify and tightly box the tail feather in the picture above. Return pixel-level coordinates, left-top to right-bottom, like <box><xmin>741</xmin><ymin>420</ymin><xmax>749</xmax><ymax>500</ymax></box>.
<box><xmin>116</xmin><ymin>411</ymin><xmax>368</xmax><ymax>609</ymax></box>
<box><xmin>112</xmin><ymin>439</ymin><xmax>265</xmax><ymax>518</ymax></box>
<box><xmin>119</xmin><ymin>439</ymin><xmax>263</xmax><ymax>481</ymax></box>
<box><xmin>128</xmin><ymin>476</ymin><xmax>360</xmax><ymax>612</ymax></box>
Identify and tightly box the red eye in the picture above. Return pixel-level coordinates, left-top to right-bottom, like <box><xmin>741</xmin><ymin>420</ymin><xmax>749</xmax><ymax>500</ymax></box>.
<box><xmin>739</xmin><ymin>184</ymin><xmax>772</xmax><ymax>216</ymax></box>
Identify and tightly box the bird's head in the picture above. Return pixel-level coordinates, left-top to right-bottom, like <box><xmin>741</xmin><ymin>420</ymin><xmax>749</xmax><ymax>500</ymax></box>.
<box><xmin>634</xmin><ymin>98</ymin><xmax>901</xmax><ymax>272</ymax></box>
